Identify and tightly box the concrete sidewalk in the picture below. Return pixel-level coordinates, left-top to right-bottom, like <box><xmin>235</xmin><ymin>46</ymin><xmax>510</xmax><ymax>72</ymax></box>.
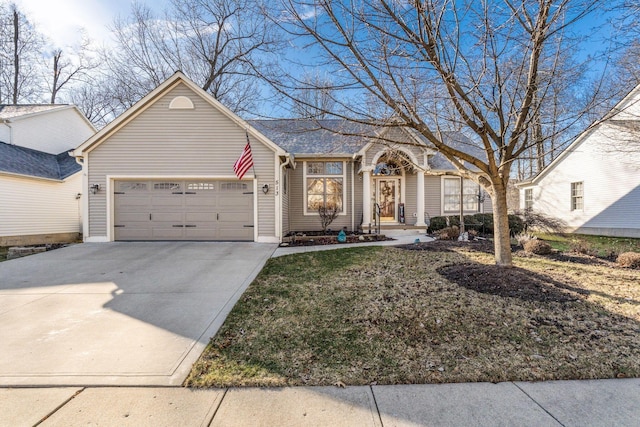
<box><xmin>2</xmin><ymin>378</ymin><xmax>639</xmax><ymax>426</ymax></box>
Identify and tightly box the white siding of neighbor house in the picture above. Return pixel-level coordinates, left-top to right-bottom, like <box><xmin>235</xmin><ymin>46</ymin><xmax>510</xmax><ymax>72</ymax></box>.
<box><xmin>0</xmin><ymin>173</ymin><xmax>82</xmax><ymax>237</ymax></box>
<box><xmin>521</xmin><ymin>124</ymin><xmax>640</xmax><ymax>237</ymax></box>
<box><xmin>86</xmin><ymin>83</ymin><xmax>277</xmax><ymax>240</ymax></box>
<box><xmin>288</xmin><ymin>159</ymin><xmax>356</xmax><ymax>232</ymax></box>
<box><xmin>0</xmin><ymin>107</ymin><xmax>94</xmax><ymax>154</ymax></box>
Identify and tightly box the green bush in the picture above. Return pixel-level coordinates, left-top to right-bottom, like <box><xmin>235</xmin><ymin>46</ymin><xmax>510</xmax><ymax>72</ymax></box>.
<box><xmin>428</xmin><ymin>213</ymin><xmax>524</xmax><ymax>236</ymax></box>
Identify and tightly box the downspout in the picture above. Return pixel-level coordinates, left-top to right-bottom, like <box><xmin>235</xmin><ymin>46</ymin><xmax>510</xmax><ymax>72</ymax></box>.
<box><xmin>74</xmin><ymin>154</ymin><xmax>89</xmax><ymax>241</ymax></box>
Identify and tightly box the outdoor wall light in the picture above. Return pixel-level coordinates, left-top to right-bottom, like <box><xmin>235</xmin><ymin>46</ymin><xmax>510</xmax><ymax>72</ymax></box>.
<box><xmin>90</xmin><ymin>184</ymin><xmax>101</xmax><ymax>194</ymax></box>
<box><xmin>262</xmin><ymin>184</ymin><xmax>270</xmax><ymax>194</ymax></box>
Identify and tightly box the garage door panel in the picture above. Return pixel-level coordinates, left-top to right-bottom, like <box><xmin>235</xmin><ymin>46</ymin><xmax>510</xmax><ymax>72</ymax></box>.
<box><xmin>151</xmin><ymin>195</ymin><xmax>184</xmax><ymax>208</ymax></box>
<box><xmin>185</xmin><ymin>197</ymin><xmax>217</xmax><ymax>208</ymax></box>
<box><xmin>114</xmin><ymin>180</ymin><xmax>254</xmax><ymax>241</ymax></box>
<box><xmin>185</xmin><ymin>212</ymin><xmax>217</xmax><ymax>222</ymax></box>
<box><xmin>151</xmin><ymin>212</ymin><xmax>183</xmax><ymax>222</ymax></box>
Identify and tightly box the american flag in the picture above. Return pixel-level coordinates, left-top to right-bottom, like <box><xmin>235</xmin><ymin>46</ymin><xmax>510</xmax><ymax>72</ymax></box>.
<box><xmin>233</xmin><ymin>140</ymin><xmax>254</xmax><ymax>180</ymax></box>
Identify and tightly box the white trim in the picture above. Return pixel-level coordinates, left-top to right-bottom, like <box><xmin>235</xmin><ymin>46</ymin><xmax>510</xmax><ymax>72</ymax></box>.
<box><xmin>351</xmin><ymin>161</ymin><xmax>355</xmax><ymax>231</ymax></box>
<box><xmin>85</xmin><ymin>236</ymin><xmax>109</xmax><ymax>243</ymax></box>
<box><xmin>81</xmin><ymin>156</ymin><xmax>89</xmax><ymax>240</ymax></box>
<box><xmin>302</xmin><ymin>160</ymin><xmax>348</xmax><ymax>216</ymax></box>
<box><xmin>274</xmin><ymin>154</ymin><xmax>281</xmax><ymax>241</ymax></box>
<box><xmin>416</xmin><ymin>171</ymin><xmax>426</xmax><ymax>226</ymax></box>
<box><xmin>257</xmin><ymin>236</ymin><xmax>279</xmax><ymax>243</ymax></box>
<box><xmin>370</xmin><ymin>146</ymin><xmax>420</xmax><ymax>169</ymax></box>
<box><xmin>0</xmin><ymin>170</ymin><xmax>65</xmax><ymax>182</ymax></box>
<box><xmin>253</xmin><ymin>179</ymin><xmax>259</xmax><ymax>242</ymax></box>
<box><xmin>362</xmin><ymin>170</ymin><xmax>372</xmax><ymax>227</ymax></box>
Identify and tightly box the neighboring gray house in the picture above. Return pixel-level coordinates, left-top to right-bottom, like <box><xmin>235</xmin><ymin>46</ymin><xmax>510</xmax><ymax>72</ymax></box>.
<box><xmin>0</xmin><ymin>105</ymin><xmax>96</xmax><ymax>246</ymax></box>
<box><xmin>517</xmin><ymin>85</ymin><xmax>640</xmax><ymax>238</ymax></box>
<box><xmin>73</xmin><ymin>72</ymin><xmax>491</xmax><ymax>243</ymax></box>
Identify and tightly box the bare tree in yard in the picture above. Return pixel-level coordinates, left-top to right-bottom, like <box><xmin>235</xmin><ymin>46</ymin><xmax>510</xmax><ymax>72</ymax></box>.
<box><xmin>291</xmin><ymin>73</ymin><xmax>337</xmax><ymax>118</ymax></box>
<box><xmin>0</xmin><ymin>3</ymin><xmax>45</xmax><ymax>104</ymax></box>
<box><xmin>102</xmin><ymin>0</ymin><xmax>280</xmax><ymax>116</ymax></box>
<box><xmin>270</xmin><ymin>0</ymin><xmax>603</xmax><ymax>266</ymax></box>
<box><xmin>46</xmin><ymin>37</ymin><xmax>98</xmax><ymax>104</ymax></box>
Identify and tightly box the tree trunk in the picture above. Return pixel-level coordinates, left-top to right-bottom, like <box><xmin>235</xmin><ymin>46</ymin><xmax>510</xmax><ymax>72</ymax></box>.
<box><xmin>12</xmin><ymin>9</ymin><xmax>19</xmax><ymax>105</ymax></box>
<box><xmin>491</xmin><ymin>180</ymin><xmax>513</xmax><ymax>267</ymax></box>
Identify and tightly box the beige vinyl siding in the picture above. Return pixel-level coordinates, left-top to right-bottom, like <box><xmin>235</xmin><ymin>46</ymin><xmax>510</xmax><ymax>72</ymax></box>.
<box><xmin>425</xmin><ymin>175</ymin><xmax>441</xmax><ymax>219</ymax></box>
<box><xmin>87</xmin><ymin>83</ymin><xmax>277</xmax><ymax>240</ymax></box>
<box><xmin>281</xmin><ymin>168</ymin><xmax>290</xmax><ymax>235</ymax></box>
<box><xmin>404</xmin><ymin>174</ymin><xmax>417</xmax><ymax>225</ymax></box>
<box><xmin>0</xmin><ymin>173</ymin><xmax>82</xmax><ymax>237</ymax></box>
<box><xmin>362</xmin><ymin>127</ymin><xmax>425</xmax><ymax>167</ymax></box>
<box><xmin>354</xmin><ymin>161</ymin><xmax>363</xmax><ymax>228</ymax></box>
<box><xmin>288</xmin><ymin>159</ymin><xmax>355</xmax><ymax>232</ymax></box>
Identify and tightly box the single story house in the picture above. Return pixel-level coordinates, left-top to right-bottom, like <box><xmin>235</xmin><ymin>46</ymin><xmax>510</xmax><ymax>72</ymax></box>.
<box><xmin>0</xmin><ymin>105</ymin><xmax>96</xmax><ymax>246</ymax></box>
<box><xmin>73</xmin><ymin>72</ymin><xmax>491</xmax><ymax>243</ymax></box>
<box><xmin>517</xmin><ymin>85</ymin><xmax>640</xmax><ymax>238</ymax></box>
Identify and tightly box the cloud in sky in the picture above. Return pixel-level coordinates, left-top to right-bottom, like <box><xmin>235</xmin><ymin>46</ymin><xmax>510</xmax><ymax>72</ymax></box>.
<box><xmin>13</xmin><ymin>0</ymin><xmax>166</xmax><ymax>48</ymax></box>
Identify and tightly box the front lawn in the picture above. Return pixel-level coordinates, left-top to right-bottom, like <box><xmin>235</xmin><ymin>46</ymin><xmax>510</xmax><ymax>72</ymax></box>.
<box><xmin>185</xmin><ymin>243</ymin><xmax>640</xmax><ymax>387</ymax></box>
<box><xmin>535</xmin><ymin>233</ymin><xmax>640</xmax><ymax>258</ymax></box>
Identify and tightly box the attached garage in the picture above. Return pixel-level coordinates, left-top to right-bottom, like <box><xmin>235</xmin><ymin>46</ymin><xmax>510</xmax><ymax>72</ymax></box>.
<box><xmin>73</xmin><ymin>72</ymin><xmax>287</xmax><ymax>243</ymax></box>
<box><xmin>113</xmin><ymin>180</ymin><xmax>254</xmax><ymax>241</ymax></box>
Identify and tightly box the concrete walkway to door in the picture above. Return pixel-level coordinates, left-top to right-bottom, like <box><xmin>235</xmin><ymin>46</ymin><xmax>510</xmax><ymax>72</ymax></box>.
<box><xmin>0</xmin><ymin>241</ymin><xmax>276</xmax><ymax>387</ymax></box>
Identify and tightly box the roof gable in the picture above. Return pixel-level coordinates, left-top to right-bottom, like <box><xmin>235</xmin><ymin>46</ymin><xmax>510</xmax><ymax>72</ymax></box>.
<box><xmin>74</xmin><ymin>72</ymin><xmax>284</xmax><ymax>156</ymax></box>
<box><xmin>526</xmin><ymin>83</ymin><xmax>640</xmax><ymax>185</ymax></box>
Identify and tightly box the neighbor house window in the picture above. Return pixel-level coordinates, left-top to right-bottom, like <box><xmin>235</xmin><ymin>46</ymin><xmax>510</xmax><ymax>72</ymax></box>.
<box><xmin>571</xmin><ymin>182</ymin><xmax>583</xmax><ymax>211</ymax></box>
<box><xmin>524</xmin><ymin>189</ymin><xmax>533</xmax><ymax>209</ymax></box>
<box><xmin>443</xmin><ymin>177</ymin><xmax>480</xmax><ymax>213</ymax></box>
<box><xmin>305</xmin><ymin>161</ymin><xmax>344</xmax><ymax>213</ymax></box>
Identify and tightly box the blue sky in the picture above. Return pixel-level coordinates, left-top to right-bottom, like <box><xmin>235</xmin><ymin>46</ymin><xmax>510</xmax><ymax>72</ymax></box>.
<box><xmin>15</xmin><ymin>0</ymin><xmax>168</xmax><ymax>48</ymax></box>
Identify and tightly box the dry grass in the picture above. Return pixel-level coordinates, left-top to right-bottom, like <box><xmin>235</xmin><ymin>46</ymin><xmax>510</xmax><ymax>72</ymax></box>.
<box><xmin>185</xmin><ymin>245</ymin><xmax>640</xmax><ymax>387</ymax></box>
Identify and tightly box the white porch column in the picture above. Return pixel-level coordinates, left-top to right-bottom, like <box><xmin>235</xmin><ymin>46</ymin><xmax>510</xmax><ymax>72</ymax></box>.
<box><xmin>415</xmin><ymin>171</ymin><xmax>426</xmax><ymax>226</ymax></box>
<box><xmin>362</xmin><ymin>170</ymin><xmax>372</xmax><ymax>227</ymax></box>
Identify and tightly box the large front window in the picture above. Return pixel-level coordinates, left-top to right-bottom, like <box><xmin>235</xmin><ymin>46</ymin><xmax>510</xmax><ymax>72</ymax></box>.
<box><xmin>443</xmin><ymin>178</ymin><xmax>480</xmax><ymax>213</ymax></box>
<box><xmin>306</xmin><ymin>161</ymin><xmax>344</xmax><ymax>212</ymax></box>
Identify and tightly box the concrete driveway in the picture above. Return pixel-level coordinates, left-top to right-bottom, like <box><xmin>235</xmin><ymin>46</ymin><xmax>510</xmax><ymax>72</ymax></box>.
<box><xmin>0</xmin><ymin>242</ymin><xmax>276</xmax><ymax>386</ymax></box>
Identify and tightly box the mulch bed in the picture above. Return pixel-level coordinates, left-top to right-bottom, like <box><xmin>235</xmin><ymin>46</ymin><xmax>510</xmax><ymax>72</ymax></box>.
<box><xmin>282</xmin><ymin>234</ymin><xmax>391</xmax><ymax>246</ymax></box>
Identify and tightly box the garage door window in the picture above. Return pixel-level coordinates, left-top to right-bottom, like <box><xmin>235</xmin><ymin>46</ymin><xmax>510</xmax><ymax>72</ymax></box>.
<box><xmin>119</xmin><ymin>182</ymin><xmax>147</xmax><ymax>191</ymax></box>
<box><xmin>154</xmin><ymin>182</ymin><xmax>181</xmax><ymax>190</ymax></box>
<box><xmin>187</xmin><ymin>182</ymin><xmax>216</xmax><ymax>190</ymax></box>
<box><xmin>221</xmin><ymin>182</ymin><xmax>248</xmax><ymax>191</ymax></box>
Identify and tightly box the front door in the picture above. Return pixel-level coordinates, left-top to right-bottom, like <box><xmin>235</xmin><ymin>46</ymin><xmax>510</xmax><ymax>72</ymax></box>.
<box><xmin>376</xmin><ymin>178</ymin><xmax>399</xmax><ymax>222</ymax></box>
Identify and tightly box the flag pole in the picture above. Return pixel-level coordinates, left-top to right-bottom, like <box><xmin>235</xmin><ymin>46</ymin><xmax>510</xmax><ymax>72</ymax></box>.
<box><xmin>246</xmin><ymin>130</ymin><xmax>257</xmax><ymax>179</ymax></box>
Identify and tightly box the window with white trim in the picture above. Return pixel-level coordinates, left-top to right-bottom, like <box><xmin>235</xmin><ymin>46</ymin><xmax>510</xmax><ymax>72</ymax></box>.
<box><xmin>443</xmin><ymin>177</ymin><xmax>480</xmax><ymax>213</ymax></box>
<box><xmin>524</xmin><ymin>189</ymin><xmax>533</xmax><ymax>209</ymax></box>
<box><xmin>305</xmin><ymin>161</ymin><xmax>344</xmax><ymax>212</ymax></box>
<box><xmin>571</xmin><ymin>182</ymin><xmax>583</xmax><ymax>211</ymax></box>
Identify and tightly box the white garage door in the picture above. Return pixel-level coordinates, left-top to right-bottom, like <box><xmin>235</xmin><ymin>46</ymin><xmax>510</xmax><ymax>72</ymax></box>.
<box><xmin>113</xmin><ymin>180</ymin><xmax>254</xmax><ymax>241</ymax></box>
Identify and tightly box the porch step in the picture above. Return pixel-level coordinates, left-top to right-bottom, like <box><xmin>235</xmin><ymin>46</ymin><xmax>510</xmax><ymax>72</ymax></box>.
<box><xmin>362</xmin><ymin>225</ymin><xmax>427</xmax><ymax>236</ymax></box>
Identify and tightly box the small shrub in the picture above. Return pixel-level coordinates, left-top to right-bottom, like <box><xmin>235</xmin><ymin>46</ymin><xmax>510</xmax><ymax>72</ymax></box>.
<box><xmin>436</xmin><ymin>226</ymin><xmax>460</xmax><ymax>240</ymax></box>
<box><xmin>617</xmin><ymin>252</ymin><xmax>640</xmax><ymax>268</ymax></box>
<box><xmin>515</xmin><ymin>232</ymin><xmax>537</xmax><ymax>247</ymax></box>
<box><xmin>523</xmin><ymin>239</ymin><xmax>552</xmax><ymax>255</ymax></box>
<box><xmin>570</xmin><ymin>240</ymin><xmax>597</xmax><ymax>256</ymax></box>
<box><xmin>318</xmin><ymin>205</ymin><xmax>339</xmax><ymax>233</ymax></box>
<box><xmin>517</xmin><ymin>208</ymin><xmax>567</xmax><ymax>233</ymax></box>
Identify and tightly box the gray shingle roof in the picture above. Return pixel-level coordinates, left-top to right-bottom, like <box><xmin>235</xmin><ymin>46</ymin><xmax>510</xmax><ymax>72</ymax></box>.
<box><xmin>250</xmin><ymin>119</ymin><xmax>486</xmax><ymax>170</ymax></box>
<box><xmin>249</xmin><ymin>119</ymin><xmax>378</xmax><ymax>155</ymax></box>
<box><xmin>0</xmin><ymin>104</ymin><xmax>68</xmax><ymax>120</ymax></box>
<box><xmin>0</xmin><ymin>142</ymin><xmax>80</xmax><ymax>180</ymax></box>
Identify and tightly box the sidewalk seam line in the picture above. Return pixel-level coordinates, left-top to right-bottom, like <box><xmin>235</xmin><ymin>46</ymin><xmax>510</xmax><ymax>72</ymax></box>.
<box><xmin>512</xmin><ymin>382</ymin><xmax>566</xmax><ymax>427</ymax></box>
<box><xmin>207</xmin><ymin>387</ymin><xmax>228</xmax><ymax>426</ymax></box>
<box><xmin>369</xmin><ymin>385</ymin><xmax>385</xmax><ymax>427</ymax></box>
<box><xmin>33</xmin><ymin>387</ymin><xmax>86</xmax><ymax>426</ymax></box>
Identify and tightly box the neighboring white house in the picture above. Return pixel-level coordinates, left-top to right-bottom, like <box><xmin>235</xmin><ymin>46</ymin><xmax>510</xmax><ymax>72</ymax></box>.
<box><xmin>0</xmin><ymin>105</ymin><xmax>96</xmax><ymax>246</ymax></box>
<box><xmin>517</xmin><ymin>86</ymin><xmax>640</xmax><ymax>238</ymax></box>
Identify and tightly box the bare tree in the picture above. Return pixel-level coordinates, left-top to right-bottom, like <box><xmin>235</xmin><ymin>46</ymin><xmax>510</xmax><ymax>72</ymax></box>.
<box><xmin>0</xmin><ymin>3</ymin><xmax>45</xmax><ymax>104</ymax></box>
<box><xmin>291</xmin><ymin>73</ymin><xmax>336</xmax><ymax>118</ymax></box>
<box><xmin>46</xmin><ymin>36</ymin><xmax>98</xmax><ymax>104</ymax></box>
<box><xmin>101</xmin><ymin>0</ymin><xmax>281</xmax><ymax>117</ymax></box>
<box><xmin>269</xmin><ymin>0</ymin><xmax>603</xmax><ymax>266</ymax></box>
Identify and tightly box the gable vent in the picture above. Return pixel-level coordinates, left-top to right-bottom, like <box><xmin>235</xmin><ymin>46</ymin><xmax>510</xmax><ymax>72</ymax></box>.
<box><xmin>169</xmin><ymin>96</ymin><xmax>195</xmax><ymax>110</ymax></box>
